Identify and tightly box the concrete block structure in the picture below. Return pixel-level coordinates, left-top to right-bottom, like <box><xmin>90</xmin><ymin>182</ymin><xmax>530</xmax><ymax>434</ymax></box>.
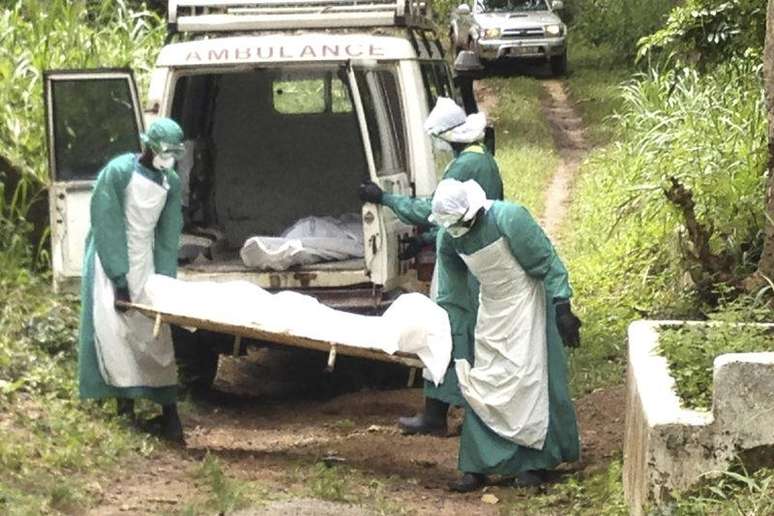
<box><xmin>623</xmin><ymin>320</ymin><xmax>774</xmax><ymax>515</ymax></box>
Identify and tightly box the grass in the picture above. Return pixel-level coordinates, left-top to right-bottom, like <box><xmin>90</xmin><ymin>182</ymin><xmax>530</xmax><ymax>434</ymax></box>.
<box><xmin>177</xmin><ymin>453</ymin><xmax>268</xmax><ymax>515</ymax></box>
<box><xmin>484</xmin><ymin>76</ymin><xmax>559</xmax><ymax>217</ymax></box>
<box><xmin>566</xmin><ymin>42</ymin><xmax>632</xmax><ymax>147</ymax></box>
<box><xmin>499</xmin><ymin>459</ymin><xmax>628</xmax><ymax>515</ymax></box>
<box><xmin>0</xmin><ymin>272</ymin><xmax>162</xmax><ymax>514</ymax></box>
<box><xmin>285</xmin><ymin>461</ymin><xmax>410</xmax><ymax>514</ymax></box>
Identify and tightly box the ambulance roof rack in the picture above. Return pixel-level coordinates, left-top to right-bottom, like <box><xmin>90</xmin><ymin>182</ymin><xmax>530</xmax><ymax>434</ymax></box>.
<box><xmin>168</xmin><ymin>0</ymin><xmax>434</xmax><ymax>34</ymax></box>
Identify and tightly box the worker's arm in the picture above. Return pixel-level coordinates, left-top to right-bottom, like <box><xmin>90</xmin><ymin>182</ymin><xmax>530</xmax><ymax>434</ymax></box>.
<box><xmin>381</xmin><ymin>193</ymin><xmax>434</xmax><ymax>227</ymax></box>
<box><xmin>91</xmin><ymin>158</ymin><xmax>132</xmax><ymax>289</ymax></box>
<box><xmin>154</xmin><ymin>170</ymin><xmax>183</xmax><ymax>278</ymax></box>
<box><xmin>494</xmin><ymin>202</ymin><xmax>572</xmax><ymax>301</ymax></box>
<box><xmin>435</xmin><ymin>230</ymin><xmax>476</xmax><ymax>339</ymax></box>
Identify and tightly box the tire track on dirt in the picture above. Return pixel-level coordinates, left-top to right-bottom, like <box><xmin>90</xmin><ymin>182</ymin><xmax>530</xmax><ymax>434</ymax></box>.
<box><xmin>539</xmin><ymin>80</ymin><xmax>589</xmax><ymax>242</ymax></box>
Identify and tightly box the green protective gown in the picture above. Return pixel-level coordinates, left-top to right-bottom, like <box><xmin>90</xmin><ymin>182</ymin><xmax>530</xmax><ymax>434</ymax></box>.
<box><xmin>381</xmin><ymin>143</ymin><xmax>504</xmax><ymax>406</ymax></box>
<box><xmin>436</xmin><ymin>201</ymin><xmax>580</xmax><ymax>475</ymax></box>
<box><xmin>78</xmin><ymin>153</ymin><xmax>183</xmax><ymax>404</ymax></box>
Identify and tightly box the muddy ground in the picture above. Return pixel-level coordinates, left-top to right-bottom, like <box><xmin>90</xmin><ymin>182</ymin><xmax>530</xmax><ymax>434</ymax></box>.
<box><xmin>90</xmin><ymin>349</ymin><xmax>624</xmax><ymax>515</ymax></box>
<box><xmin>88</xmin><ymin>77</ymin><xmax>622</xmax><ymax>515</ymax></box>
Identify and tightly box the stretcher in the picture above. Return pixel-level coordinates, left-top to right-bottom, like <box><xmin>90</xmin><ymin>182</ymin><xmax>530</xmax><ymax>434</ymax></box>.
<box><xmin>116</xmin><ymin>301</ymin><xmax>424</xmax><ymax>376</ymax></box>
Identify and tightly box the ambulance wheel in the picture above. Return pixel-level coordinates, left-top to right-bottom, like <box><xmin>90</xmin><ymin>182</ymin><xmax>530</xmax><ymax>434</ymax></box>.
<box><xmin>172</xmin><ymin>327</ymin><xmax>221</xmax><ymax>397</ymax></box>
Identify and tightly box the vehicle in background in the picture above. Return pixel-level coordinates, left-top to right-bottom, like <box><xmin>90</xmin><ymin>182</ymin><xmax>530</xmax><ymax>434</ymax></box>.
<box><xmin>450</xmin><ymin>0</ymin><xmax>567</xmax><ymax>75</ymax></box>
<box><xmin>44</xmin><ymin>0</ymin><xmax>478</xmax><ymax>392</ymax></box>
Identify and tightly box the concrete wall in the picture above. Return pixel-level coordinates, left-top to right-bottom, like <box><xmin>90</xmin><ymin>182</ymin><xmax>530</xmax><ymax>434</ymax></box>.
<box><xmin>624</xmin><ymin>321</ymin><xmax>774</xmax><ymax>515</ymax></box>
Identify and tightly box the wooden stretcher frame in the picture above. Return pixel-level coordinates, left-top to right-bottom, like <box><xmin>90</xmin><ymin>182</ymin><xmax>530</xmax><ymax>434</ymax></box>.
<box><xmin>116</xmin><ymin>301</ymin><xmax>425</xmax><ymax>371</ymax></box>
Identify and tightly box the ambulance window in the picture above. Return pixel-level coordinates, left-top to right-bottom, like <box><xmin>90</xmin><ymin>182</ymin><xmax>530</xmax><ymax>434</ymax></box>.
<box><xmin>50</xmin><ymin>78</ymin><xmax>141</xmax><ymax>181</ymax></box>
<box><xmin>355</xmin><ymin>67</ymin><xmax>407</xmax><ymax>177</ymax></box>
<box><xmin>273</xmin><ymin>71</ymin><xmax>352</xmax><ymax>114</ymax></box>
<box><xmin>274</xmin><ymin>78</ymin><xmax>326</xmax><ymax>114</ymax></box>
<box><xmin>420</xmin><ymin>62</ymin><xmax>454</xmax><ymax>109</ymax></box>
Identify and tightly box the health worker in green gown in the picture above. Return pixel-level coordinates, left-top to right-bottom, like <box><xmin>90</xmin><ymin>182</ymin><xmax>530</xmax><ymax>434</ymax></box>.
<box><xmin>78</xmin><ymin>118</ymin><xmax>186</xmax><ymax>444</ymax></box>
<box><xmin>428</xmin><ymin>178</ymin><xmax>582</xmax><ymax>492</ymax></box>
<box><xmin>358</xmin><ymin>97</ymin><xmax>503</xmax><ymax>436</ymax></box>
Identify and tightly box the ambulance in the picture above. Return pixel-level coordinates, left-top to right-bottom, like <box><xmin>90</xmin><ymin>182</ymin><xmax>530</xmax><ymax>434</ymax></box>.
<box><xmin>44</xmin><ymin>0</ymin><xmax>482</xmax><ymax>387</ymax></box>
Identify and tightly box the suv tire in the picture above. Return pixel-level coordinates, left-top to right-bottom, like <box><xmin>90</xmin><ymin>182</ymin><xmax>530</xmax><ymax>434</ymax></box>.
<box><xmin>550</xmin><ymin>51</ymin><xmax>567</xmax><ymax>77</ymax></box>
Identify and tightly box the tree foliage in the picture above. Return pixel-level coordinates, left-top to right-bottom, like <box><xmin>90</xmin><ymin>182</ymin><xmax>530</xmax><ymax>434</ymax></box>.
<box><xmin>637</xmin><ymin>0</ymin><xmax>767</xmax><ymax>68</ymax></box>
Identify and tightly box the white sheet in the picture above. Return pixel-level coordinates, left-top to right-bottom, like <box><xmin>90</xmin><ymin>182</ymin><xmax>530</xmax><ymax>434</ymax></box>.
<box><xmin>142</xmin><ymin>275</ymin><xmax>451</xmax><ymax>385</ymax></box>
<box><xmin>240</xmin><ymin>214</ymin><xmax>364</xmax><ymax>271</ymax></box>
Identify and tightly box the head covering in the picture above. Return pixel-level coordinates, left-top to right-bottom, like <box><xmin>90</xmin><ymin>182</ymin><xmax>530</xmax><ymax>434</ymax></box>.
<box><xmin>141</xmin><ymin>118</ymin><xmax>184</xmax><ymax>157</ymax></box>
<box><xmin>429</xmin><ymin>179</ymin><xmax>488</xmax><ymax>226</ymax></box>
<box><xmin>424</xmin><ymin>97</ymin><xmax>488</xmax><ymax>144</ymax></box>
<box><xmin>424</xmin><ymin>97</ymin><xmax>467</xmax><ymax>136</ymax></box>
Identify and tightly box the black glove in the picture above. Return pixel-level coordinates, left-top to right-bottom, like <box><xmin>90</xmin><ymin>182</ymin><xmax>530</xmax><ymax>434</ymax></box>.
<box><xmin>114</xmin><ymin>286</ymin><xmax>131</xmax><ymax>313</ymax></box>
<box><xmin>358</xmin><ymin>180</ymin><xmax>384</xmax><ymax>204</ymax></box>
<box><xmin>555</xmin><ymin>300</ymin><xmax>581</xmax><ymax>348</ymax></box>
<box><xmin>399</xmin><ymin>236</ymin><xmax>425</xmax><ymax>260</ymax></box>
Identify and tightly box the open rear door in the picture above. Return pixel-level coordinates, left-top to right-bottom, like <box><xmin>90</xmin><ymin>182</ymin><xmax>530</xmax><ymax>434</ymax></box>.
<box><xmin>347</xmin><ymin>63</ymin><xmax>413</xmax><ymax>289</ymax></box>
<box><xmin>44</xmin><ymin>69</ymin><xmax>144</xmax><ymax>292</ymax></box>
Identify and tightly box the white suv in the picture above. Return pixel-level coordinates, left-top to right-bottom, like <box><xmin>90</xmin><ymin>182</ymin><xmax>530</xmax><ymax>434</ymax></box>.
<box><xmin>450</xmin><ymin>0</ymin><xmax>567</xmax><ymax>75</ymax></box>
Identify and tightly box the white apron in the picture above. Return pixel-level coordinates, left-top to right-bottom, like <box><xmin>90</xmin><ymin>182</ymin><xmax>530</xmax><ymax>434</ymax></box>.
<box><xmin>92</xmin><ymin>170</ymin><xmax>177</xmax><ymax>388</ymax></box>
<box><xmin>455</xmin><ymin>237</ymin><xmax>549</xmax><ymax>449</ymax></box>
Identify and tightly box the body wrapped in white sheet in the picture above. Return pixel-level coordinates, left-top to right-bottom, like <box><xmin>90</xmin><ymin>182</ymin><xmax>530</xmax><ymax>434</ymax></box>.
<box><xmin>143</xmin><ymin>275</ymin><xmax>451</xmax><ymax>385</ymax></box>
<box><xmin>240</xmin><ymin>214</ymin><xmax>364</xmax><ymax>271</ymax></box>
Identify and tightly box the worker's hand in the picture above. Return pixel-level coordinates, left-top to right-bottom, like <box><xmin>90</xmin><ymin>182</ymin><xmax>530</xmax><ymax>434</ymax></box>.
<box><xmin>555</xmin><ymin>300</ymin><xmax>581</xmax><ymax>348</ymax></box>
<box><xmin>358</xmin><ymin>180</ymin><xmax>384</xmax><ymax>204</ymax></box>
<box><xmin>114</xmin><ymin>286</ymin><xmax>132</xmax><ymax>313</ymax></box>
<box><xmin>399</xmin><ymin>236</ymin><xmax>425</xmax><ymax>260</ymax></box>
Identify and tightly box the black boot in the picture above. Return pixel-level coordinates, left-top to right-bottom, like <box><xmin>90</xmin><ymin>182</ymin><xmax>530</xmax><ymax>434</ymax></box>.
<box><xmin>448</xmin><ymin>472</ymin><xmax>486</xmax><ymax>493</ymax></box>
<box><xmin>116</xmin><ymin>398</ymin><xmax>135</xmax><ymax>422</ymax></box>
<box><xmin>398</xmin><ymin>397</ymin><xmax>448</xmax><ymax>436</ymax></box>
<box><xmin>160</xmin><ymin>404</ymin><xmax>185</xmax><ymax>445</ymax></box>
<box><xmin>512</xmin><ymin>470</ymin><xmax>545</xmax><ymax>488</ymax></box>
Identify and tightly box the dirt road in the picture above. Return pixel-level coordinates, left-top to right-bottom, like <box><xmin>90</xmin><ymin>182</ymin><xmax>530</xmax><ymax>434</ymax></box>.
<box><xmin>88</xmin><ymin>78</ymin><xmax>622</xmax><ymax>516</ymax></box>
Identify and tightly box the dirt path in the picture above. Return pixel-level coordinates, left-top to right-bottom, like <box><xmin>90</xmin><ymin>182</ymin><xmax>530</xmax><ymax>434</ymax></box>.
<box><xmin>88</xmin><ymin>79</ymin><xmax>620</xmax><ymax>516</ymax></box>
<box><xmin>538</xmin><ymin>80</ymin><xmax>589</xmax><ymax>242</ymax></box>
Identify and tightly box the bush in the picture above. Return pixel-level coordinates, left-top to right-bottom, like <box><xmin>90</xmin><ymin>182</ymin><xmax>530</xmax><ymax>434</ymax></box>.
<box><xmin>637</xmin><ymin>0</ymin><xmax>766</xmax><ymax>69</ymax></box>
<box><xmin>563</xmin><ymin>58</ymin><xmax>766</xmax><ymax>393</ymax></box>
<box><xmin>565</xmin><ymin>0</ymin><xmax>677</xmax><ymax>60</ymax></box>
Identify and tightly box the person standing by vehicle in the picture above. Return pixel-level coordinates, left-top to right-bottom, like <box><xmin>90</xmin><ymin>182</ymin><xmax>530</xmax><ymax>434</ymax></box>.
<box><xmin>428</xmin><ymin>178</ymin><xmax>581</xmax><ymax>492</ymax></box>
<box><xmin>78</xmin><ymin>118</ymin><xmax>186</xmax><ymax>444</ymax></box>
<box><xmin>358</xmin><ymin>97</ymin><xmax>503</xmax><ymax>436</ymax></box>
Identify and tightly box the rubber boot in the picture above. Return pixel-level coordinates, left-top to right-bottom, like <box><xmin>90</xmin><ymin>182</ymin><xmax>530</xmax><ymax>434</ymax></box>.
<box><xmin>161</xmin><ymin>404</ymin><xmax>185</xmax><ymax>445</ymax></box>
<box><xmin>116</xmin><ymin>398</ymin><xmax>135</xmax><ymax>422</ymax></box>
<box><xmin>512</xmin><ymin>470</ymin><xmax>545</xmax><ymax>488</ymax></box>
<box><xmin>398</xmin><ymin>397</ymin><xmax>448</xmax><ymax>436</ymax></box>
<box><xmin>448</xmin><ymin>472</ymin><xmax>486</xmax><ymax>493</ymax></box>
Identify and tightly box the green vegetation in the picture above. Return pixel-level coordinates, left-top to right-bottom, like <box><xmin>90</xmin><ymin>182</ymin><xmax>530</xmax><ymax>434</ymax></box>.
<box><xmin>179</xmin><ymin>453</ymin><xmax>265</xmax><ymax>514</ymax></box>
<box><xmin>0</xmin><ymin>0</ymin><xmax>164</xmax><ymax>221</ymax></box>
<box><xmin>561</xmin><ymin>57</ymin><xmax>767</xmax><ymax>395</ymax></box>
<box><xmin>659</xmin><ymin>319</ymin><xmax>774</xmax><ymax>411</ymax></box>
<box><xmin>500</xmin><ymin>459</ymin><xmax>628</xmax><ymax>515</ymax></box>
<box><xmin>565</xmin><ymin>0</ymin><xmax>676</xmax><ymax>61</ymax></box>
<box><xmin>0</xmin><ymin>274</ymin><xmax>157</xmax><ymax>514</ymax></box>
<box><xmin>670</xmin><ymin>466</ymin><xmax>774</xmax><ymax>515</ymax></box>
<box><xmin>484</xmin><ymin>76</ymin><xmax>559</xmax><ymax>217</ymax></box>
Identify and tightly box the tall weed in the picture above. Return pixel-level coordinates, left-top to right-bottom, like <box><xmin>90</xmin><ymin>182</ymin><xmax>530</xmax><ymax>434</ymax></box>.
<box><xmin>563</xmin><ymin>59</ymin><xmax>766</xmax><ymax>393</ymax></box>
<box><xmin>0</xmin><ymin>0</ymin><xmax>164</xmax><ymax>255</ymax></box>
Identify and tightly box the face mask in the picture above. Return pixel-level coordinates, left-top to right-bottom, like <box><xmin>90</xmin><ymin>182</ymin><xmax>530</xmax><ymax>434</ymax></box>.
<box><xmin>153</xmin><ymin>153</ymin><xmax>175</xmax><ymax>171</ymax></box>
<box><xmin>446</xmin><ymin>224</ymin><xmax>472</xmax><ymax>238</ymax></box>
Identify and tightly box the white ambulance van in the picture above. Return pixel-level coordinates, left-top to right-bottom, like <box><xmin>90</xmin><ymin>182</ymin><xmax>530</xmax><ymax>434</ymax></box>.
<box><xmin>44</xmin><ymin>0</ymin><xmax>477</xmax><ymax>387</ymax></box>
